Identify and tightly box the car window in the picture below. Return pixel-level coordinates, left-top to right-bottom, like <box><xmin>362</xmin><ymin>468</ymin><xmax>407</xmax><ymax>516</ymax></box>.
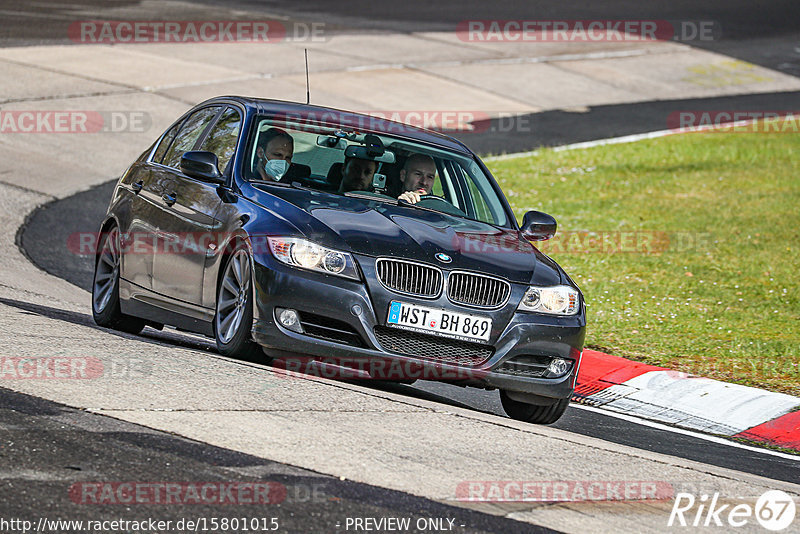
<box><xmin>162</xmin><ymin>106</ymin><xmax>221</xmax><ymax>169</ymax></box>
<box><xmin>439</xmin><ymin>161</ymin><xmax>507</xmax><ymax>224</ymax></box>
<box><xmin>468</xmin><ymin>180</ymin><xmax>492</xmax><ymax>221</ymax></box>
<box><xmin>152</xmin><ymin>122</ymin><xmax>181</xmax><ymax>164</ymax></box>
<box><xmin>199</xmin><ymin>107</ymin><xmax>241</xmax><ymax>173</ymax></box>
<box><xmin>246</xmin><ymin>117</ymin><xmax>510</xmax><ymax>227</ymax></box>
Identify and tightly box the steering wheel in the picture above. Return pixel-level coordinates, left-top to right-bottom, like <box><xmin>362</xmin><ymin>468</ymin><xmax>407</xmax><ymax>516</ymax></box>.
<box><xmin>414</xmin><ymin>195</ymin><xmax>466</xmax><ymax>216</ymax></box>
<box><xmin>416</xmin><ymin>194</ymin><xmax>446</xmax><ymax>203</ymax></box>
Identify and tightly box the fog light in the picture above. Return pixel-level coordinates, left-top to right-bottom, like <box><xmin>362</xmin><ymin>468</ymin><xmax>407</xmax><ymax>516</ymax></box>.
<box><xmin>544</xmin><ymin>357</ymin><xmax>571</xmax><ymax>378</ymax></box>
<box><xmin>277</xmin><ymin>308</ymin><xmax>303</xmax><ymax>333</ymax></box>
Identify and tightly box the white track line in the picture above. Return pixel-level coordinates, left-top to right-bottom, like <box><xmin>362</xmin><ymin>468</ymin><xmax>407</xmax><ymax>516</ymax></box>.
<box><xmin>572</xmin><ymin>404</ymin><xmax>800</xmax><ymax>461</ymax></box>
<box><xmin>484</xmin><ymin>118</ymin><xmax>770</xmax><ymax>161</ymax></box>
<box><xmin>484</xmin><ymin>129</ymin><xmax>679</xmax><ymax>161</ymax></box>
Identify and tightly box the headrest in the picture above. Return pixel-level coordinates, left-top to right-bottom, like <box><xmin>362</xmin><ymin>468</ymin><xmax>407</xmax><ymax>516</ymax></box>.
<box><xmin>326</xmin><ymin>162</ymin><xmax>344</xmax><ymax>189</ymax></box>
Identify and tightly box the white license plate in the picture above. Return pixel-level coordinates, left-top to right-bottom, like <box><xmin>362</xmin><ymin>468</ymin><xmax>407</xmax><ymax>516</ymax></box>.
<box><xmin>386</xmin><ymin>301</ymin><xmax>492</xmax><ymax>342</ymax></box>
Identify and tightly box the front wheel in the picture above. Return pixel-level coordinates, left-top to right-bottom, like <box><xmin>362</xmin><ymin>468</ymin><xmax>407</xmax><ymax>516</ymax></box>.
<box><xmin>500</xmin><ymin>391</ymin><xmax>570</xmax><ymax>424</ymax></box>
<box><xmin>215</xmin><ymin>246</ymin><xmax>261</xmax><ymax>359</ymax></box>
<box><xmin>92</xmin><ymin>226</ymin><xmax>145</xmax><ymax>334</ymax></box>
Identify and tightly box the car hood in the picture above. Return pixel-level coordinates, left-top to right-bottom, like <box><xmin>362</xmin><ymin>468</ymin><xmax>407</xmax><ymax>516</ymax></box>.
<box><xmin>248</xmin><ymin>186</ymin><xmax>564</xmax><ymax>285</ymax></box>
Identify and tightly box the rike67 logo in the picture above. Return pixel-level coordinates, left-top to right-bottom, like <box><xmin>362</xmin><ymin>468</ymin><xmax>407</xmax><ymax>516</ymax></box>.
<box><xmin>668</xmin><ymin>490</ymin><xmax>796</xmax><ymax>531</ymax></box>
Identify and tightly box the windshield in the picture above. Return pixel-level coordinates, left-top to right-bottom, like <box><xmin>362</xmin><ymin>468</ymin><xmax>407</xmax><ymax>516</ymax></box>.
<box><xmin>243</xmin><ymin>116</ymin><xmax>510</xmax><ymax>227</ymax></box>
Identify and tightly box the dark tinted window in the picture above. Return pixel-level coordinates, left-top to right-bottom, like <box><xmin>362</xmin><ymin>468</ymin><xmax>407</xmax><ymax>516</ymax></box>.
<box><xmin>152</xmin><ymin>122</ymin><xmax>181</xmax><ymax>164</ymax></box>
<box><xmin>162</xmin><ymin>106</ymin><xmax>221</xmax><ymax>169</ymax></box>
<box><xmin>199</xmin><ymin>107</ymin><xmax>241</xmax><ymax>173</ymax></box>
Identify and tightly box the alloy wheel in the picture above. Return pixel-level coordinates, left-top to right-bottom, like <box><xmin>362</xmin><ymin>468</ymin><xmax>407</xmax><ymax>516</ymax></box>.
<box><xmin>93</xmin><ymin>228</ymin><xmax>120</xmax><ymax>313</ymax></box>
<box><xmin>216</xmin><ymin>249</ymin><xmax>252</xmax><ymax>344</ymax></box>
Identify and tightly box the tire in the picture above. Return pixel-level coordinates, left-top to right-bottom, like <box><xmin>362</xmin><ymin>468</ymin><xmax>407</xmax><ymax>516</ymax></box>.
<box><xmin>214</xmin><ymin>245</ymin><xmax>261</xmax><ymax>359</ymax></box>
<box><xmin>500</xmin><ymin>390</ymin><xmax>570</xmax><ymax>425</ymax></box>
<box><xmin>92</xmin><ymin>226</ymin><xmax>145</xmax><ymax>335</ymax></box>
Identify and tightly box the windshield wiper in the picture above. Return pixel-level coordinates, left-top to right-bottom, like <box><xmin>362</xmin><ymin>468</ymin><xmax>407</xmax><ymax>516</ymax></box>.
<box><xmin>249</xmin><ymin>179</ymin><xmax>308</xmax><ymax>191</ymax></box>
<box><xmin>343</xmin><ymin>192</ymin><xmax>398</xmax><ymax>204</ymax></box>
<box><xmin>395</xmin><ymin>197</ymin><xmax>470</xmax><ymax>220</ymax></box>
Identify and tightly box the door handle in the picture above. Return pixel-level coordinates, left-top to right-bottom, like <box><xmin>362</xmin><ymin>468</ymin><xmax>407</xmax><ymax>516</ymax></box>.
<box><xmin>161</xmin><ymin>192</ymin><xmax>177</xmax><ymax>206</ymax></box>
<box><xmin>131</xmin><ymin>180</ymin><xmax>144</xmax><ymax>194</ymax></box>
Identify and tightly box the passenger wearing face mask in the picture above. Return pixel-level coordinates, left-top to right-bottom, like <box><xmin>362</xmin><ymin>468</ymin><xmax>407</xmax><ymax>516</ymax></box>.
<box><xmin>255</xmin><ymin>128</ymin><xmax>294</xmax><ymax>182</ymax></box>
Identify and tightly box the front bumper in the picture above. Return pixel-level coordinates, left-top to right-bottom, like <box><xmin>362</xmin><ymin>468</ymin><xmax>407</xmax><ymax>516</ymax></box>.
<box><xmin>251</xmin><ymin>255</ymin><xmax>586</xmax><ymax>401</ymax></box>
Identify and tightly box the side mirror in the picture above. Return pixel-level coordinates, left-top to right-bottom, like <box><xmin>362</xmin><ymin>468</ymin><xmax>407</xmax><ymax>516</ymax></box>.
<box><xmin>180</xmin><ymin>151</ymin><xmax>224</xmax><ymax>184</ymax></box>
<box><xmin>521</xmin><ymin>211</ymin><xmax>557</xmax><ymax>241</ymax></box>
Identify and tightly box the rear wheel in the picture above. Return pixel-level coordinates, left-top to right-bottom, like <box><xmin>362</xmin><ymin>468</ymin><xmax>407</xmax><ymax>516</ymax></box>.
<box><xmin>500</xmin><ymin>390</ymin><xmax>570</xmax><ymax>424</ymax></box>
<box><xmin>215</xmin><ymin>246</ymin><xmax>261</xmax><ymax>359</ymax></box>
<box><xmin>92</xmin><ymin>226</ymin><xmax>145</xmax><ymax>334</ymax></box>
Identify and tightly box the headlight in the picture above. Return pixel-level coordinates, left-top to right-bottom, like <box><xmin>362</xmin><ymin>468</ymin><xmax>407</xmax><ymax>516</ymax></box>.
<box><xmin>267</xmin><ymin>237</ymin><xmax>360</xmax><ymax>280</ymax></box>
<box><xmin>518</xmin><ymin>285</ymin><xmax>580</xmax><ymax>316</ymax></box>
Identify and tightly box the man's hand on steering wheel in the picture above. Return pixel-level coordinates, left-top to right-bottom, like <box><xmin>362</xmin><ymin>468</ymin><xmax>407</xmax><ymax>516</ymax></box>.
<box><xmin>398</xmin><ymin>189</ymin><xmax>427</xmax><ymax>204</ymax></box>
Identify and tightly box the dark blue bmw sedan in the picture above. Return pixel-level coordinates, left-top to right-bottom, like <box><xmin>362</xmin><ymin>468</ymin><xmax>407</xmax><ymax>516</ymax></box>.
<box><xmin>92</xmin><ymin>96</ymin><xmax>586</xmax><ymax>424</ymax></box>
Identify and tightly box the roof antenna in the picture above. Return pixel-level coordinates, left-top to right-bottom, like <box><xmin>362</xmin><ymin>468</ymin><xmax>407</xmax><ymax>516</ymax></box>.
<box><xmin>304</xmin><ymin>48</ymin><xmax>310</xmax><ymax>104</ymax></box>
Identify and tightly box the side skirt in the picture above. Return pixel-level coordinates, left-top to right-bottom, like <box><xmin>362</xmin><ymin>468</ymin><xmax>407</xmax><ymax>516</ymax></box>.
<box><xmin>119</xmin><ymin>278</ymin><xmax>215</xmax><ymax>337</ymax></box>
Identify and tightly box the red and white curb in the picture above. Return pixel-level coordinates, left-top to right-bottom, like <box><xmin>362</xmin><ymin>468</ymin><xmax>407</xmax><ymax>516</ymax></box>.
<box><xmin>573</xmin><ymin>350</ymin><xmax>800</xmax><ymax>452</ymax></box>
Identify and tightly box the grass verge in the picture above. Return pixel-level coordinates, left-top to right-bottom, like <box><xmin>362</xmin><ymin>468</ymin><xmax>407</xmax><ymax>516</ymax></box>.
<box><xmin>491</xmin><ymin>127</ymin><xmax>799</xmax><ymax>396</ymax></box>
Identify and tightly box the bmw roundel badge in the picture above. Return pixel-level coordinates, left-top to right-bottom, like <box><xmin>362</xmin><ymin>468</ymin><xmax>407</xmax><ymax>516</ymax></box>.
<box><xmin>435</xmin><ymin>253</ymin><xmax>452</xmax><ymax>263</ymax></box>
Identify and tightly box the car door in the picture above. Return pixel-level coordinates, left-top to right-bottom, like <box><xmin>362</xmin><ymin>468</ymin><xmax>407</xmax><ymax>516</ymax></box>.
<box><xmin>149</xmin><ymin>105</ymin><xmax>221</xmax><ymax>304</ymax></box>
<box><xmin>121</xmin><ymin>119</ymin><xmax>182</xmax><ymax>291</ymax></box>
<box><xmin>152</xmin><ymin>106</ymin><xmax>242</xmax><ymax>307</ymax></box>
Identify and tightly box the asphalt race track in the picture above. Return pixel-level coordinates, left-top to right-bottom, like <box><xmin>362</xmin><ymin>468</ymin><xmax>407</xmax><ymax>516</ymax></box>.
<box><xmin>0</xmin><ymin>387</ymin><xmax>540</xmax><ymax>533</ymax></box>
<box><xmin>17</xmin><ymin>137</ymin><xmax>800</xmax><ymax>487</ymax></box>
